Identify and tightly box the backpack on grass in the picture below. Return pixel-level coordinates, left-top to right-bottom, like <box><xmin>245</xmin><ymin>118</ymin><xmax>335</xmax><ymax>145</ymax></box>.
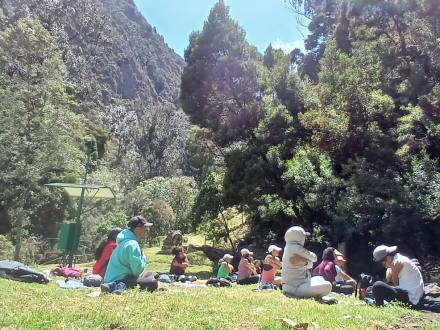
<box><xmin>206</xmin><ymin>277</ymin><xmax>232</xmax><ymax>287</ymax></box>
<box><xmin>0</xmin><ymin>260</ymin><xmax>49</xmax><ymax>284</ymax></box>
<box><xmin>355</xmin><ymin>273</ymin><xmax>375</xmax><ymax>300</ymax></box>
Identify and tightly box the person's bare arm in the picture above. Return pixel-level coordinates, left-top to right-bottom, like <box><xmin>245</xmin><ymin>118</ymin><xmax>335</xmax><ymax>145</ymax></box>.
<box><xmin>245</xmin><ymin>262</ymin><xmax>257</xmax><ymax>275</ymax></box>
<box><xmin>391</xmin><ymin>261</ymin><xmax>403</xmax><ymax>286</ymax></box>
<box><xmin>172</xmin><ymin>260</ymin><xmax>189</xmax><ymax>268</ymax></box>
<box><xmin>266</xmin><ymin>255</ymin><xmax>282</xmax><ymax>269</ymax></box>
<box><xmin>386</xmin><ymin>268</ymin><xmax>392</xmax><ymax>282</ymax></box>
<box><xmin>222</xmin><ymin>262</ymin><xmax>233</xmax><ymax>274</ymax></box>
<box><xmin>339</xmin><ymin>270</ymin><xmax>353</xmax><ymax>281</ymax></box>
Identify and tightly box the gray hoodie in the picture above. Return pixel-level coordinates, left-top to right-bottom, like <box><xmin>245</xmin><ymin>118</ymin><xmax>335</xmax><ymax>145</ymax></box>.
<box><xmin>281</xmin><ymin>226</ymin><xmax>317</xmax><ymax>287</ymax></box>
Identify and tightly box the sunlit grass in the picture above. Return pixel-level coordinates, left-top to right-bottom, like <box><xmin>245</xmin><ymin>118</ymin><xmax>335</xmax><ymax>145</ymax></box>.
<box><xmin>1</xmin><ymin>279</ymin><xmax>438</xmax><ymax>330</ymax></box>
<box><xmin>3</xmin><ymin>240</ymin><xmax>440</xmax><ymax>330</ymax></box>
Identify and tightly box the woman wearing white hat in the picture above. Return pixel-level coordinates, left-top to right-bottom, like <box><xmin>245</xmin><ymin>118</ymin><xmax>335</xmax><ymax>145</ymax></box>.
<box><xmin>237</xmin><ymin>248</ymin><xmax>260</xmax><ymax>285</ymax></box>
<box><xmin>261</xmin><ymin>245</ymin><xmax>283</xmax><ymax>287</ymax></box>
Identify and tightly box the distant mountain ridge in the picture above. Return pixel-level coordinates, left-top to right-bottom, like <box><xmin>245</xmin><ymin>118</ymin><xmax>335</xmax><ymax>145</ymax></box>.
<box><xmin>96</xmin><ymin>0</ymin><xmax>185</xmax><ymax>105</ymax></box>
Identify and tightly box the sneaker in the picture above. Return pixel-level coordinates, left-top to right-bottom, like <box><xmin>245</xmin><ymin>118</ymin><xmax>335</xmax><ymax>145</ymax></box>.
<box><xmin>112</xmin><ymin>282</ymin><xmax>127</xmax><ymax>295</ymax></box>
<box><xmin>100</xmin><ymin>282</ymin><xmax>115</xmax><ymax>293</ymax></box>
<box><xmin>319</xmin><ymin>295</ymin><xmax>338</xmax><ymax>305</ymax></box>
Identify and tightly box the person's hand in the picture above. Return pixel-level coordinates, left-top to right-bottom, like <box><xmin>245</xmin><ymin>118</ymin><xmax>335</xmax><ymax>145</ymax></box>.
<box><xmin>391</xmin><ymin>260</ymin><xmax>404</xmax><ymax>273</ymax></box>
<box><xmin>290</xmin><ymin>254</ymin><xmax>307</xmax><ymax>266</ymax></box>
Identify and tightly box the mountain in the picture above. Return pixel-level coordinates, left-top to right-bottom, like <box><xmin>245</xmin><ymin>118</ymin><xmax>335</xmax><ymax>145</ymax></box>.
<box><xmin>1</xmin><ymin>0</ymin><xmax>185</xmax><ymax>107</ymax></box>
<box><xmin>96</xmin><ymin>0</ymin><xmax>185</xmax><ymax>105</ymax></box>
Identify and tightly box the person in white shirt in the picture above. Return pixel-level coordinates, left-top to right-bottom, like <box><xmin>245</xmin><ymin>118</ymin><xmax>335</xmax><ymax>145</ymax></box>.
<box><xmin>372</xmin><ymin>245</ymin><xmax>424</xmax><ymax>307</ymax></box>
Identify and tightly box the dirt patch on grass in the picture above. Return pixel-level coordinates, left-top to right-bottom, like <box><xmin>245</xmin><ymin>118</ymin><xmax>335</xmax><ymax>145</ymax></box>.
<box><xmin>370</xmin><ymin>313</ymin><xmax>440</xmax><ymax>329</ymax></box>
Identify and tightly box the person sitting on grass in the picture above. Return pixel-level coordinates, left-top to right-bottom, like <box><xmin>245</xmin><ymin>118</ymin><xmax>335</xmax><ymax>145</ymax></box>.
<box><xmin>169</xmin><ymin>246</ymin><xmax>189</xmax><ymax>277</ymax></box>
<box><xmin>101</xmin><ymin>216</ymin><xmax>158</xmax><ymax>294</ymax></box>
<box><xmin>237</xmin><ymin>248</ymin><xmax>260</xmax><ymax>285</ymax></box>
<box><xmin>261</xmin><ymin>245</ymin><xmax>283</xmax><ymax>288</ymax></box>
<box><xmin>282</xmin><ymin>226</ymin><xmax>335</xmax><ymax>304</ymax></box>
<box><xmin>372</xmin><ymin>245</ymin><xmax>424</xmax><ymax>307</ymax></box>
<box><xmin>333</xmin><ymin>251</ymin><xmax>356</xmax><ymax>294</ymax></box>
<box><xmin>92</xmin><ymin>227</ymin><xmax>122</xmax><ymax>278</ymax></box>
<box><xmin>217</xmin><ymin>254</ymin><xmax>234</xmax><ymax>281</ymax></box>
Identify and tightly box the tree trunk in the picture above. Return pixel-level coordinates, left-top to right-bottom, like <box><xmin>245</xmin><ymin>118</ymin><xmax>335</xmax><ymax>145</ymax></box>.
<box><xmin>14</xmin><ymin>218</ymin><xmax>22</xmax><ymax>261</ymax></box>
<box><xmin>219</xmin><ymin>210</ymin><xmax>235</xmax><ymax>251</ymax></box>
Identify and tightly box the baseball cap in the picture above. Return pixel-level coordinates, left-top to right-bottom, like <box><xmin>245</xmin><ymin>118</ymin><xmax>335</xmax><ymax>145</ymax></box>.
<box><xmin>373</xmin><ymin>245</ymin><xmax>397</xmax><ymax>262</ymax></box>
<box><xmin>268</xmin><ymin>245</ymin><xmax>282</xmax><ymax>253</ymax></box>
<box><xmin>223</xmin><ymin>254</ymin><xmax>234</xmax><ymax>259</ymax></box>
<box><xmin>127</xmin><ymin>215</ymin><xmax>153</xmax><ymax>230</ymax></box>
<box><xmin>240</xmin><ymin>248</ymin><xmax>253</xmax><ymax>255</ymax></box>
<box><xmin>337</xmin><ymin>256</ymin><xmax>346</xmax><ymax>262</ymax></box>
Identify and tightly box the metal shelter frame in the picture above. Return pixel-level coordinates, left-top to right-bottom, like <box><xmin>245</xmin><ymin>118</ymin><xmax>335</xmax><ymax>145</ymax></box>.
<box><xmin>44</xmin><ymin>183</ymin><xmax>116</xmax><ymax>267</ymax></box>
<box><xmin>45</xmin><ymin>141</ymin><xmax>117</xmax><ymax>267</ymax></box>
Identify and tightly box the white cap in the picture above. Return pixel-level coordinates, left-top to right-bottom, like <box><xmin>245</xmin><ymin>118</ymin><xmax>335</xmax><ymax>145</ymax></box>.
<box><xmin>268</xmin><ymin>245</ymin><xmax>282</xmax><ymax>253</ymax></box>
<box><xmin>222</xmin><ymin>254</ymin><xmax>234</xmax><ymax>260</ymax></box>
<box><xmin>240</xmin><ymin>248</ymin><xmax>253</xmax><ymax>256</ymax></box>
<box><xmin>373</xmin><ymin>245</ymin><xmax>397</xmax><ymax>262</ymax></box>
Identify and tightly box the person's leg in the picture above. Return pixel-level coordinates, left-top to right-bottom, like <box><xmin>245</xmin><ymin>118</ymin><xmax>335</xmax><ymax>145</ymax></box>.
<box><xmin>237</xmin><ymin>275</ymin><xmax>260</xmax><ymax>285</ymax></box>
<box><xmin>136</xmin><ymin>272</ymin><xmax>158</xmax><ymax>292</ymax></box>
<box><xmin>372</xmin><ymin>281</ymin><xmax>410</xmax><ymax>306</ymax></box>
<box><xmin>121</xmin><ymin>275</ymin><xmax>138</xmax><ymax>289</ymax></box>
<box><xmin>345</xmin><ymin>279</ymin><xmax>357</xmax><ymax>289</ymax></box>
<box><xmin>294</xmin><ymin>277</ymin><xmax>332</xmax><ymax>298</ymax></box>
<box><xmin>108</xmin><ymin>275</ymin><xmax>137</xmax><ymax>294</ymax></box>
<box><xmin>273</xmin><ymin>276</ymin><xmax>282</xmax><ymax>287</ymax></box>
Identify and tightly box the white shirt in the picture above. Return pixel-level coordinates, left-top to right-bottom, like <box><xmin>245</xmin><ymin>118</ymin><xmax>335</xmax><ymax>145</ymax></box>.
<box><xmin>393</xmin><ymin>253</ymin><xmax>424</xmax><ymax>305</ymax></box>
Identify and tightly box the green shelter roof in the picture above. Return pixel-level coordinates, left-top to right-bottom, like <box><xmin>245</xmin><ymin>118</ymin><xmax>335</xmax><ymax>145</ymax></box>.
<box><xmin>44</xmin><ymin>183</ymin><xmax>116</xmax><ymax>199</ymax></box>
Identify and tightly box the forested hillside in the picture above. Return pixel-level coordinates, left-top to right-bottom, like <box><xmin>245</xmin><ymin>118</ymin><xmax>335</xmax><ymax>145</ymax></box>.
<box><xmin>180</xmin><ymin>0</ymin><xmax>440</xmax><ymax>272</ymax></box>
<box><xmin>1</xmin><ymin>0</ymin><xmax>440</xmax><ymax>273</ymax></box>
<box><xmin>0</xmin><ymin>0</ymin><xmax>190</xmax><ymax>262</ymax></box>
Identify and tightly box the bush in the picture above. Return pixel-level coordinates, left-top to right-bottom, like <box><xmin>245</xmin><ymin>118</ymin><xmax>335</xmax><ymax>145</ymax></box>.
<box><xmin>92</xmin><ymin>210</ymin><xmax>128</xmax><ymax>240</ymax></box>
<box><xmin>187</xmin><ymin>250</ymin><xmax>212</xmax><ymax>266</ymax></box>
<box><xmin>0</xmin><ymin>235</ymin><xmax>14</xmax><ymax>260</ymax></box>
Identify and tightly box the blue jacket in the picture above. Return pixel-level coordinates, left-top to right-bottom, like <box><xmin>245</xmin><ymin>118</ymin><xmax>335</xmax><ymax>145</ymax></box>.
<box><xmin>103</xmin><ymin>228</ymin><xmax>146</xmax><ymax>283</ymax></box>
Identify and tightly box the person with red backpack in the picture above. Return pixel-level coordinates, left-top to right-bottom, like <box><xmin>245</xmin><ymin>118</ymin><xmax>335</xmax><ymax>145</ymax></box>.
<box><xmin>92</xmin><ymin>228</ymin><xmax>122</xmax><ymax>278</ymax></box>
<box><xmin>101</xmin><ymin>216</ymin><xmax>158</xmax><ymax>294</ymax></box>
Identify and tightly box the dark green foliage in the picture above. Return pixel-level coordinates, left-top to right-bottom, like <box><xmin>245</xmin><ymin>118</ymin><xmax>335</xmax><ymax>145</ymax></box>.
<box><xmin>181</xmin><ymin>0</ymin><xmax>440</xmax><ymax>268</ymax></box>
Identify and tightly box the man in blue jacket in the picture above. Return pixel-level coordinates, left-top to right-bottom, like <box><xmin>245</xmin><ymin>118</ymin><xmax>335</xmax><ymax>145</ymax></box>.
<box><xmin>101</xmin><ymin>215</ymin><xmax>158</xmax><ymax>294</ymax></box>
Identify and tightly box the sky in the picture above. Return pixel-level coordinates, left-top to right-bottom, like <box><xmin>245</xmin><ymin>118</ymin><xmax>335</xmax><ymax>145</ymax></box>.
<box><xmin>133</xmin><ymin>0</ymin><xmax>308</xmax><ymax>58</ymax></box>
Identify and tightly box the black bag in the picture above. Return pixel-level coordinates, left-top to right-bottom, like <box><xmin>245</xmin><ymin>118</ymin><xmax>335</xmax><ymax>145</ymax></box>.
<box><xmin>83</xmin><ymin>274</ymin><xmax>102</xmax><ymax>287</ymax></box>
<box><xmin>0</xmin><ymin>260</ymin><xmax>49</xmax><ymax>284</ymax></box>
<box><xmin>206</xmin><ymin>276</ymin><xmax>232</xmax><ymax>287</ymax></box>
<box><xmin>416</xmin><ymin>286</ymin><xmax>440</xmax><ymax>313</ymax></box>
<box><xmin>355</xmin><ymin>273</ymin><xmax>375</xmax><ymax>299</ymax></box>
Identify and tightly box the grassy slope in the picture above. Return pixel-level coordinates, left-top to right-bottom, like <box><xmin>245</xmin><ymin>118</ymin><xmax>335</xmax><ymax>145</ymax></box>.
<box><xmin>1</xmin><ymin>237</ymin><xmax>439</xmax><ymax>330</ymax></box>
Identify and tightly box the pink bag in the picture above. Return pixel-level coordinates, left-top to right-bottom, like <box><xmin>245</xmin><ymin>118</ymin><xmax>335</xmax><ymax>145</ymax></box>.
<box><xmin>52</xmin><ymin>266</ymin><xmax>82</xmax><ymax>278</ymax></box>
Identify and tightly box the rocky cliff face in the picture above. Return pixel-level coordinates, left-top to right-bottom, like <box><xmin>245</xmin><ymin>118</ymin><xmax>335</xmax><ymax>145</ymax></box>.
<box><xmin>96</xmin><ymin>0</ymin><xmax>185</xmax><ymax>105</ymax></box>
<box><xmin>1</xmin><ymin>0</ymin><xmax>184</xmax><ymax>107</ymax></box>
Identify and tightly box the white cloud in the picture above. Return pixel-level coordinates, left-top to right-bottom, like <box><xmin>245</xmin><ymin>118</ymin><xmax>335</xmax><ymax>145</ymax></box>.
<box><xmin>271</xmin><ymin>38</ymin><xmax>305</xmax><ymax>53</ymax></box>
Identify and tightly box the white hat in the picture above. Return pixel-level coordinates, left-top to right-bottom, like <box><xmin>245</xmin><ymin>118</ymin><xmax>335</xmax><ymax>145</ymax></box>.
<box><xmin>222</xmin><ymin>254</ymin><xmax>234</xmax><ymax>260</ymax></box>
<box><xmin>373</xmin><ymin>245</ymin><xmax>397</xmax><ymax>262</ymax></box>
<box><xmin>268</xmin><ymin>245</ymin><xmax>282</xmax><ymax>253</ymax></box>
<box><xmin>240</xmin><ymin>248</ymin><xmax>253</xmax><ymax>256</ymax></box>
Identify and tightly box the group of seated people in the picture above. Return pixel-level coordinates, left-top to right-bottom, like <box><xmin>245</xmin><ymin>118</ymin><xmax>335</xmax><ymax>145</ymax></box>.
<box><xmin>216</xmin><ymin>245</ymin><xmax>283</xmax><ymax>286</ymax></box>
<box><xmin>92</xmin><ymin>216</ymin><xmax>425</xmax><ymax>309</ymax></box>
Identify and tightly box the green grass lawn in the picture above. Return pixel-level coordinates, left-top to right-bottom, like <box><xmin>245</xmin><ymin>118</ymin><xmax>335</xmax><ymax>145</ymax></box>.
<box><xmin>1</xmin><ymin>241</ymin><xmax>439</xmax><ymax>329</ymax></box>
